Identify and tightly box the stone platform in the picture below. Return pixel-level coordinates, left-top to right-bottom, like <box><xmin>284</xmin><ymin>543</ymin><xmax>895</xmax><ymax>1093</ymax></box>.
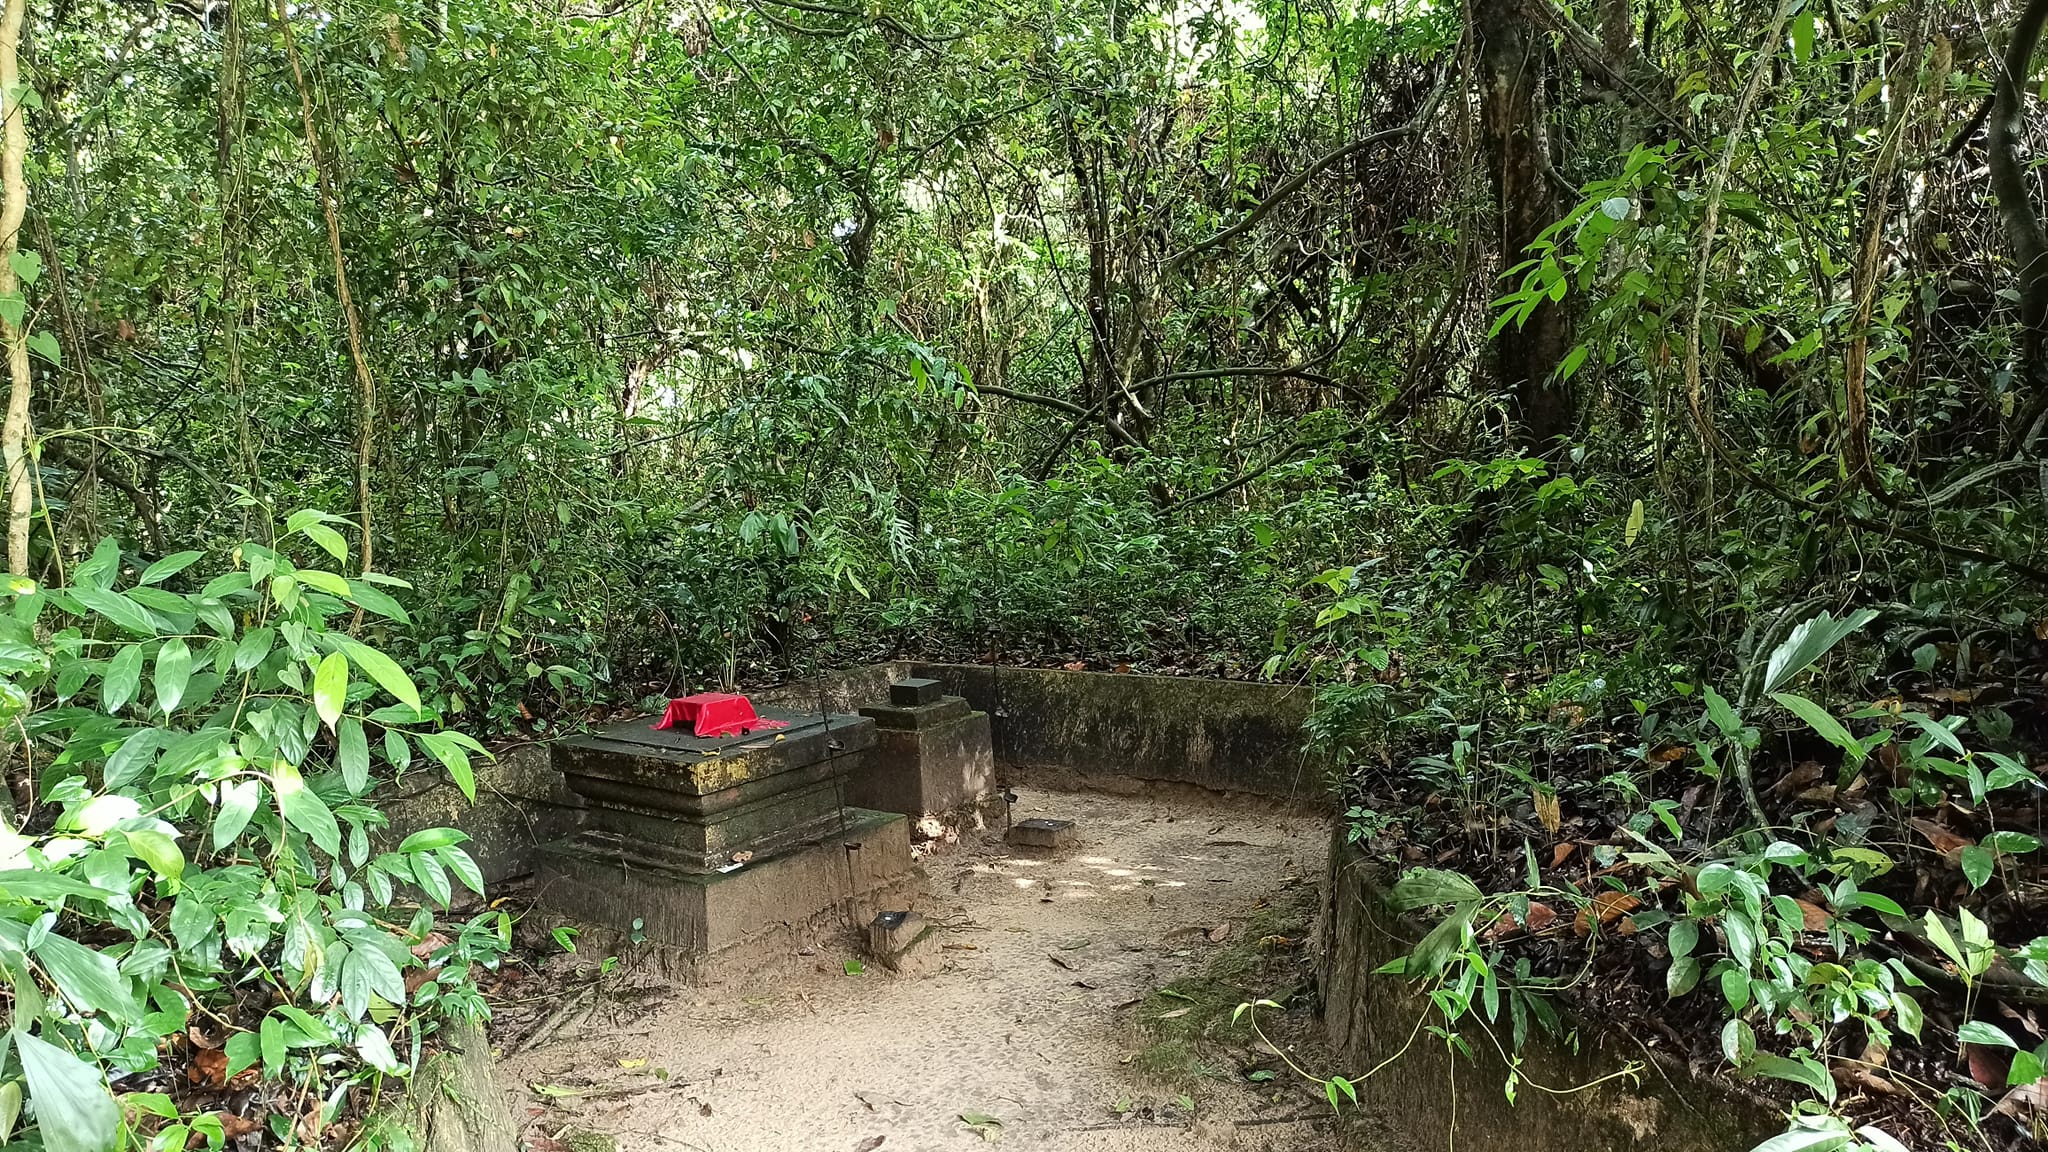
<box><xmin>536</xmin><ymin>708</ymin><xmax>915</xmax><ymax>960</ymax></box>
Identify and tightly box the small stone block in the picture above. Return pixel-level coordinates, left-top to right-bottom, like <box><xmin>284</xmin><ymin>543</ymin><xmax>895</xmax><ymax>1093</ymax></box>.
<box><xmin>1008</xmin><ymin>818</ymin><xmax>1076</xmax><ymax>848</ymax></box>
<box><xmin>890</xmin><ymin>677</ymin><xmax>944</xmax><ymax>707</ymax></box>
<box><xmin>868</xmin><ymin>910</ymin><xmax>924</xmax><ymax>956</ymax></box>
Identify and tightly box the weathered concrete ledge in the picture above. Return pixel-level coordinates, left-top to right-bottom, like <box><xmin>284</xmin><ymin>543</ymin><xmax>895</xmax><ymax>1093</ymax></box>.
<box><xmin>1318</xmin><ymin>835</ymin><xmax>1779</xmax><ymax>1152</ymax></box>
<box><xmin>905</xmin><ymin>663</ymin><xmax>1331</xmax><ymax>803</ymax></box>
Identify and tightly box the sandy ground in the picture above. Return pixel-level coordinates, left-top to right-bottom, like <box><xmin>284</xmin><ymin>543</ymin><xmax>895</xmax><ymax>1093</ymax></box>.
<box><xmin>490</xmin><ymin>789</ymin><xmax>1363</xmax><ymax>1152</ymax></box>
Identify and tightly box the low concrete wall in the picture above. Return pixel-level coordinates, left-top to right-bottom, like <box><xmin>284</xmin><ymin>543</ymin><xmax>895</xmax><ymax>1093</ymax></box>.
<box><xmin>380</xmin><ymin>742</ymin><xmax>583</xmax><ymax>885</ymax></box>
<box><xmin>907</xmin><ymin>663</ymin><xmax>1330</xmax><ymax>803</ymax></box>
<box><xmin>1318</xmin><ymin>836</ymin><xmax>1778</xmax><ymax>1152</ymax></box>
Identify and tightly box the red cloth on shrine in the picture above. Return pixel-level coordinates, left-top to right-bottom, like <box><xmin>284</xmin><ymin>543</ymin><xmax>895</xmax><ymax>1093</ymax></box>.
<box><xmin>652</xmin><ymin>692</ymin><xmax>788</xmax><ymax>738</ymax></box>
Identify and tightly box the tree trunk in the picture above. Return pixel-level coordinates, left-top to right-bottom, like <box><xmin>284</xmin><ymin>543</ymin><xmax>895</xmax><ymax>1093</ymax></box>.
<box><xmin>0</xmin><ymin>0</ymin><xmax>31</xmax><ymax>575</ymax></box>
<box><xmin>1476</xmin><ymin>0</ymin><xmax>1574</xmax><ymax>453</ymax></box>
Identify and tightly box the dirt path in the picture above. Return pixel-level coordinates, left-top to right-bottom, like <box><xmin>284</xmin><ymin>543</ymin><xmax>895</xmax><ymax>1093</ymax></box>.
<box><xmin>492</xmin><ymin>789</ymin><xmax>1361</xmax><ymax>1152</ymax></box>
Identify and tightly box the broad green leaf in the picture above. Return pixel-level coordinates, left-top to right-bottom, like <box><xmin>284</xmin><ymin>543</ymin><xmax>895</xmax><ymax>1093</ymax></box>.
<box><xmin>344</xmin><ymin>580</ymin><xmax>411</xmax><ymax>625</ymax></box>
<box><xmin>334</xmin><ymin>639</ymin><xmax>419</xmax><ymax>712</ymax></box>
<box><xmin>100</xmin><ymin>645</ymin><xmax>142</xmax><ymax>713</ymax></box>
<box><xmin>34</xmin><ymin>932</ymin><xmax>140</xmax><ymax>1022</ymax></box>
<box><xmin>1702</xmin><ymin>686</ymin><xmax>1741</xmax><ymax>739</ymax></box>
<box><xmin>1748</xmin><ymin>1125</ymin><xmax>1849</xmax><ymax>1152</ymax></box>
<box><xmin>273</xmin><ymin>762</ymin><xmax>340</xmax><ymax>857</ymax></box>
<box><xmin>232</xmin><ymin>628</ymin><xmax>274</xmax><ymax>673</ymax></box>
<box><xmin>1961</xmin><ymin>845</ymin><xmax>1995</xmax><ymax>890</ymax></box>
<box><xmin>312</xmin><ymin>652</ymin><xmax>349</xmax><ymax>729</ymax></box>
<box><xmin>222</xmin><ymin>1034</ymin><xmax>259</xmax><ymax>1080</ymax></box>
<box><xmin>1762</xmin><ymin>609</ymin><xmax>1878</xmax><ymax>695</ymax></box>
<box><xmin>137</xmin><ymin>552</ymin><xmax>203</xmax><ymax>586</ymax></box>
<box><xmin>355</xmin><ymin>1024</ymin><xmax>406</xmax><ymax>1076</ymax></box>
<box><xmin>153</xmin><ymin>638</ymin><xmax>191</xmax><ymax>715</ymax></box>
<box><xmin>122</xmin><ymin>829</ymin><xmax>184</xmax><ymax>884</ymax></box>
<box><xmin>1624</xmin><ymin>499</ymin><xmax>1644</xmax><ymax>546</ymax></box>
<box><xmin>412</xmin><ymin>851</ymin><xmax>451</xmax><ymax>908</ymax></box>
<box><xmin>68</xmin><ymin>584</ymin><xmax>157</xmax><ymax>637</ymax></box>
<box><xmin>337</xmin><ymin>718</ymin><xmax>370</xmax><ymax>795</ymax></box>
<box><xmin>438</xmin><ymin>846</ymin><xmax>484</xmax><ymax>895</ymax></box>
<box><xmin>1959</xmin><ymin>1020</ymin><xmax>2017</xmax><ymax>1047</ymax></box>
<box><xmin>212</xmin><ymin>778</ymin><xmax>260</xmax><ymax>847</ymax></box>
<box><xmin>260</xmin><ymin>1015</ymin><xmax>285</xmax><ymax>1074</ymax></box>
<box><xmin>25</xmin><ymin>331</ymin><xmax>59</xmax><ymax>366</ymax></box>
<box><xmin>397</xmin><ymin>828</ymin><xmax>469</xmax><ymax>853</ymax></box>
<box><xmin>383</xmin><ymin>729</ymin><xmax>412</xmax><ymax>774</ymax></box>
<box><xmin>301</xmin><ymin>523</ymin><xmax>348</xmax><ymax>563</ymax></box>
<box><xmin>17</xmin><ymin>1031</ymin><xmax>118</xmax><ymax>1152</ymax></box>
<box><xmin>295</xmin><ymin>569</ymin><xmax>350</xmax><ymax>598</ymax></box>
<box><xmin>1768</xmin><ymin>693</ymin><xmax>1864</xmax><ymax>763</ymax></box>
<box><xmin>415</xmin><ymin>732</ymin><xmax>476</xmax><ymax>802</ymax></box>
<box><xmin>1386</xmin><ymin>868</ymin><xmax>1483</xmax><ymax>910</ymax></box>
<box><xmin>102</xmin><ymin>727</ymin><xmax>163</xmax><ymax>789</ymax></box>
<box><xmin>1665</xmin><ymin>955</ymin><xmax>1699</xmax><ymax>998</ymax></box>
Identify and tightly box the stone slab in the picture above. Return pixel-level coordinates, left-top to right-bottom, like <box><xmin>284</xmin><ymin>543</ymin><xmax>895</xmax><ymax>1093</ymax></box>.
<box><xmin>552</xmin><ymin>708</ymin><xmax>875</xmax><ymax>802</ymax></box>
<box><xmin>859</xmin><ymin>696</ymin><xmax>971</xmax><ymax>731</ymax></box>
<box><xmin>1008</xmin><ymin>818</ymin><xmax>1075</xmax><ymax>848</ymax></box>
<box><xmin>891</xmin><ymin>677</ymin><xmax>945</xmax><ymax>706</ymax></box>
<box><xmin>535</xmin><ymin>807</ymin><xmax>912</xmax><ymax>954</ymax></box>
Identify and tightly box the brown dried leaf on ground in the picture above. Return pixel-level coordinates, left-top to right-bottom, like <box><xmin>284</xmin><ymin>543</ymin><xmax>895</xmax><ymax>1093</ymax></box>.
<box><xmin>853</xmin><ymin>1137</ymin><xmax>886</xmax><ymax>1152</ymax></box>
<box><xmin>1909</xmin><ymin>817</ymin><xmax>1974</xmax><ymax>861</ymax></box>
<box><xmin>1205</xmin><ymin>922</ymin><xmax>1232</xmax><ymax>943</ymax></box>
<box><xmin>1994</xmin><ymin>1081</ymin><xmax>2048</xmax><ymax>1120</ymax></box>
<box><xmin>188</xmin><ymin>1048</ymin><xmax>228</xmax><ymax>1088</ymax></box>
<box><xmin>215</xmin><ymin>1112</ymin><xmax>262</xmax><ymax>1140</ymax></box>
<box><xmin>1574</xmin><ymin>892</ymin><xmax>1640</xmax><ymax>937</ymax></box>
<box><xmin>1550</xmin><ymin>842</ymin><xmax>1576</xmax><ymax>868</ymax></box>
<box><xmin>1794</xmin><ymin>899</ymin><xmax>1831</xmax><ymax>932</ymax></box>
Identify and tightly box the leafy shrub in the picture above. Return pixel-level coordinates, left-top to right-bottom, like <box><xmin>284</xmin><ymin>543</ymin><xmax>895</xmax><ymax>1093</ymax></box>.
<box><xmin>0</xmin><ymin>515</ymin><xmax>503</xmax><ymax>1152</ymax></box>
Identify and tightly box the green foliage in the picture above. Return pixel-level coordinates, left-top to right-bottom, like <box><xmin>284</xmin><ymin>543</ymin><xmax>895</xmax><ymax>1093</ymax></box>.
<box><xmin>0</xmin><ymin>519</ymin><xmax>501</xmax><ymax>1152</ymax></box>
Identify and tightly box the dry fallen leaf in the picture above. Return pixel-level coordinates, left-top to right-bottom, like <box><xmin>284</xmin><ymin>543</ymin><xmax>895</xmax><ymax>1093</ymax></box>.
<box><xmin>1156</xmin><ymin>1007</ymin><xmax>1192</xmax><ymax>1020</ymax></box>
<box><xmin>1794</xmin><ymin>899</ymin><xmax>1831</xmax><ymax>933</ymax></box>
<box><xmin>1574</xmin><ymin>892</ymin><xmax>1642</xmax><ymax>937</ymax></box>
<box><xmin>1048</xmin><ymin>953</ymin><xmax>1075</xmax><ymax>970</ymax></box>
<box><xmin>1550</xmin><ymin>842</ymin><xmax>1577</xmax><ymax>868</ymax></box>
<box><xmin>1910</xmin><ymin>817</ymin><xmax>1975</xmax><ymax>861</ymax></box>
<box><xmin>215</xmin><ymin>1112</ymin><xmax>262</xmax><ymax>1140</ymax></box>
<box><xmin>1994</xmin><ymin>1081</ymin><xmax>2048</xmax><ymax>1120</ymax></box>
<box><xmin>1205</xmin><ymin>923</ymin><xmax>1232</xmax><ymax>943</ymax></box>
<box><xmin>1966</xmin><ymin>1043</ymin><xmax>2012</xmax><ymax>1091</ymax></box>
<box><xmin>189</xmin><ymin>1048</ymin><xmax>228</xmax><ymax>1088</ymax></box>
<box><xmin>853</xmin><ymin>1137</ymin><xmax>887</xmax><ymax>1152</ymax></box>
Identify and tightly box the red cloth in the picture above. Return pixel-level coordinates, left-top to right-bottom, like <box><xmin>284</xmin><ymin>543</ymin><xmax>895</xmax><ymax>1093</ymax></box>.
<box><xmin>652</xmin><ymin>692</ymin><xmax>788</xmax><ymax>738</ymax></box>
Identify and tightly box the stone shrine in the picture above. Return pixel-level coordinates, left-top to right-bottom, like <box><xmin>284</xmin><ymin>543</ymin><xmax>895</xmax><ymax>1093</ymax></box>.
<box><xmin>535</xmin><ymin>705</ymin><xmax>913</xmax><ymax>962</ymax></box>
<box><xmin>849</xmin><ymin>677</ymin><xmax>994</xmax><ymax>818</ymax></box>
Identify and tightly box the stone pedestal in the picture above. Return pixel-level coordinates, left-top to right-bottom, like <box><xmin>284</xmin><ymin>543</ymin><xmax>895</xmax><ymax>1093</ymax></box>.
<box><xmin>536</xmin><ymin>708</ymin><xmax>914</xmax><ymax>961</ymax></box>
<box><xmin>850</xmin><ymin>680</ymin><xmax>993</xmax><ymax>818</ymax></box>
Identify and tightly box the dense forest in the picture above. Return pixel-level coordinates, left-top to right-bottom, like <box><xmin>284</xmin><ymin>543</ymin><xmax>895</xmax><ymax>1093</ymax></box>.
<box><xmin>0</xmin><ymin>0</ymin><xmax>2043</xmax><ymax>1148</ymax></box>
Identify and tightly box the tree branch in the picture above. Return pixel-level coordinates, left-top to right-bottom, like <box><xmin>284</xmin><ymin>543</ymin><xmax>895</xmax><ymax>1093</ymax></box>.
<box><xmin>1163</xmin><ymin>77</ymin><xmax>1444</xmax><ymax>269</ymax></box>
